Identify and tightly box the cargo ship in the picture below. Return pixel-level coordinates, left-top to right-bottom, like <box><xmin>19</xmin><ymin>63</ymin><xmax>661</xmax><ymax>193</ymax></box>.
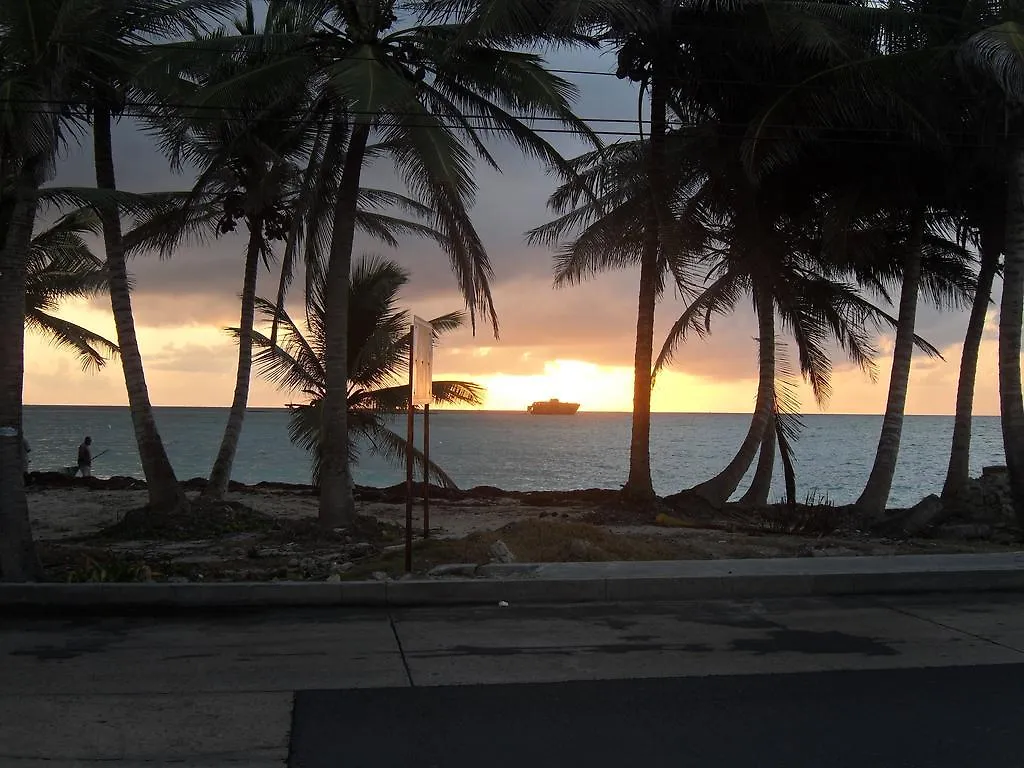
<box><xmin>527</xmin><ymin>398</ymin><xmax>580</xmax><ymax>415</ymax></box>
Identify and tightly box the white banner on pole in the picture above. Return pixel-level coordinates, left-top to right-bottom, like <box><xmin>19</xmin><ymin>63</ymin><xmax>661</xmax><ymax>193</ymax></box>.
<box><xmin>410</xmin><ymin>316</ymin><xmax>433</xmax><ymax>406</ymax></box>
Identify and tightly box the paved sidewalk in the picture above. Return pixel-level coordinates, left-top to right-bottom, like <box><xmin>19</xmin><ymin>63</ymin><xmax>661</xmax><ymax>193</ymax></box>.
<box><xmin>4</xmin><ymin>593</ymin><xmax>1024</xmax><ymax>765</ymax></box>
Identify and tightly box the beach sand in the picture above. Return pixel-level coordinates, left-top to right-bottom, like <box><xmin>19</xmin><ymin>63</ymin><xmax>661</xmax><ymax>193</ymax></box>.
<box><xmin>24</xmin><ymin>481</ymin><xmax>1021</xmax><ymax>582</ymax></box>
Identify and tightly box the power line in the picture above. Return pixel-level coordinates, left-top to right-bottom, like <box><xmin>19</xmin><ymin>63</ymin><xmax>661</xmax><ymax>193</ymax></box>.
<box><xmin>0</xmin><ymin>97</ymin><xmax>995</xmax><ymax>139</ymax></box>
<box><xmin>123</xmin><ymin>41</ymin><xmax>986</xmax><ymax>92</ymax></box>
<box><xmin>0</xmin><ymin>104</ymin><xmax>1009</xmax><ymax>148</ymax></box>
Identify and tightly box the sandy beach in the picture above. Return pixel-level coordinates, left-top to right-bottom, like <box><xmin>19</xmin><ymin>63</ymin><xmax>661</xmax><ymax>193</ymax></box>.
<box><xmin>23</xmin><ymin>477</ymin><xmax>1022</xmax><ymax>584</ymax></box>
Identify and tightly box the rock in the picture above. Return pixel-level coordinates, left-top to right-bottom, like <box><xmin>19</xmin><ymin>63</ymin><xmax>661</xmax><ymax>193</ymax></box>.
<box><xmin>937</xmin><ymin>523</ymin><xmax>994</xmax><ymax>540</ymax></box>
<box><xmin>325</xmin><ymin>574</ymin><xmax>342</xmax><ymax>583</ymax></box>
<box><xmin>287</xmin><ymin>558</ymin><xmax>300</xmax><ymax>568</ymax></box>
<box><xmin>809</xmin><ymin>546</ymin><xmax>859</xmax><ymax>558</ymax></box>
<box><xmin>330</xmin><ymin>561</ymin><xmax>354</xmax><ymax>575</ymax></box>
<box><xmin>488</xmin><ymin>539</ymin><xmax>516</xmax><ymax>564</ymax></box>
<box><xmin>350</xmin><ymin>542</ymin><xmax>374</xmax><ymax>555</ymax></box>
<box><xmin>255</xmin><ymin>548</ymin><xmax>287</xmax><ymax>559</ymax></box>
<box><xmin>371</xmin><ymin>571</ymin><xmax>390</xmax><ymax>581</ymax></box>
<box><xmin>428</xmin><ymin>563</ymin><xmax>478</xmax><ymax>578</ymax></box>
<box><xmin>223</xmin><ymin>532</ymin><xmax>258</xmax><ymax>543</ymax></box>
<box><xmin>900</xmin><ymin>494</ymin><xmax>946</xmax><ymax>536</ymax></box>
<box><xmin>568</xmin><ymin>538</ymin><xmax>592</xmax><ymax>559</ymax></box>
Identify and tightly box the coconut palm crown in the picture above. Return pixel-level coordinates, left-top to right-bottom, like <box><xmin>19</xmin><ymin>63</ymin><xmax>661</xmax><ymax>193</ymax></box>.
<box><xmin>27</xmin><ymin>208</ymin><xmax>119</xmax><ymax>371</ymax></box>
<box><xmin>237</xmin><ymin>255</ymin><xmax>482</xmax><ymax>486</ymax></box>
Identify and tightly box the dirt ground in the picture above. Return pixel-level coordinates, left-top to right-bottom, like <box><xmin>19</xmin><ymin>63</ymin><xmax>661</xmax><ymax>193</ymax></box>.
<box><xmin>25</xmin><ymin>480</ymin><xmax>1023</xmax><ymax>583</ymax></box>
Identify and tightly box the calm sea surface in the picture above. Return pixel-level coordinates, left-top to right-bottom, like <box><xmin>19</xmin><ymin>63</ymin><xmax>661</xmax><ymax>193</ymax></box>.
<box><xmin>22</xmin><ymin>407</ymin><xmax>1006</xmax><ymax>507</ymax></box>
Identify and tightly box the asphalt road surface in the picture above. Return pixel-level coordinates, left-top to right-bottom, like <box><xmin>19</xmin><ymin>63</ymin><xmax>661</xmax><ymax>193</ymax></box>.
<box><xmin>291</xmin><ymin>664</ymin><xmax>1024</xmax><ymax>768</ymax></box>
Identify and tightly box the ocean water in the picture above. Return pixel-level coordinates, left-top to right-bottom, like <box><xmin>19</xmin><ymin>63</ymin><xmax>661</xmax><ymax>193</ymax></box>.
<box><xmin>22</xmin><ymin>406</ymin><xmax>1006</xmax><ymax>507</ymax></box>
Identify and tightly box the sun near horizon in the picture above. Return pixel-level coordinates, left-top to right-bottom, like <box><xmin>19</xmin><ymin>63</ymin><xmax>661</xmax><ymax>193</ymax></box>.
<box><xmin>21</xmin><ymin>299</ymin><xmax>1011</xmax><ymax>417</ymax></box>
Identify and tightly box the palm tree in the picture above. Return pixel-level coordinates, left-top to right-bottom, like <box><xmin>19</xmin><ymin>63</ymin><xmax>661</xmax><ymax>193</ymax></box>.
<box><xmin>191</xmin><ymin>0</ymin><xmax>598</xmax><ymax>525</ymax></box>
<box><xmin>941</xmin><ymin>208</ymin><xmax>1003</xmax><ymax>510</ymax></box>
<box><xmin>68</xmin><ymin>1</ymin><xmax>241</xmax><ymax>515</ymax></box>
<box><xmin>147</xmin><ymin>1</ymin><xmax>324</xmax><ymax>500</ymax></box>
<box><xmin>0</xmin><ymin>0</ymin><xmax>91</xmax><ymax>581</ymax></box>
<box><xmin>146</xmin><ymin>5</ymin><xmax>453</xmax><ymax>498</ymax></box>
<box><xmin>733</xmin><ymin>0</ymin><xmax>988</xmax><ymax>518</ymax></box>
<box><xmin>958</xmin><ymin>19</ymin><xmax>1024</xmax><ymax>526</ymax></box>
<box><xmin>26</xmin><ymin>208</ymin><xmax>119</xmax><ymax>370</ymax></box>
<box><xmin>239</xmin><ymin>256</ymin><xmax>483</xmax><ymax>486</ymax></box>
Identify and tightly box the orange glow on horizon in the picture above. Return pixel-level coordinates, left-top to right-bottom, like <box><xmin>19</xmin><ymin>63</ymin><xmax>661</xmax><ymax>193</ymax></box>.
<box><xmin>20</xmin><ymin>300</ymin><xmax>1017</xmax><ymax>417</ymax></box>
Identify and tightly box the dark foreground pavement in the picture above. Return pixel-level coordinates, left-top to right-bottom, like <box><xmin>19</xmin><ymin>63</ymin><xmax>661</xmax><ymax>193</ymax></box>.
<box><xmin>292</xmin><ymin>664</ymin><xmax>1024</xmax><ymax>768</ymax></box>
<box><xmin>5</xmin><ymin>593</ymin><xmax>1024</xmax><ymax>766</ymax></box>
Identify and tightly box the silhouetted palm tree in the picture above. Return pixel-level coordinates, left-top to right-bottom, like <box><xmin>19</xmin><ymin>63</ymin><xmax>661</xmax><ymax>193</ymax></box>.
<box><xmin>26</xmin><ymin>208</ymin><xmax>119</xmax><ymax>370</ymax></box>
<box><xmin>0</xmin><ymin>0</ymin><xmax>96</xmax><ymax>581</ymax></box>
<box><xmin>240</xmin><ymin>256</ymin><xmax>483</xmax><ymax>485</ymax></box>
<box><xmin>193</xmin><ymin>0</ymin><xmax>597</xmax><ymax>525</ymax></box>
<box><xmin>958</xmin><ymin>15</ymin><xmax>1024</xmax><ymax>525</ymax></box>
<box><xmin>55</xmin><ymin>0</ymin><xmax>242</xmax><ymax>514</ymax></box>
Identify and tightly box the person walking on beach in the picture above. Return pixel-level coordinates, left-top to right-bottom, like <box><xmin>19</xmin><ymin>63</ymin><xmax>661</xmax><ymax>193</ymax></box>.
<box><xmin>77</xmin><ymin>436</ymin><xmax>92</xmax><ymax>478</ymax></box>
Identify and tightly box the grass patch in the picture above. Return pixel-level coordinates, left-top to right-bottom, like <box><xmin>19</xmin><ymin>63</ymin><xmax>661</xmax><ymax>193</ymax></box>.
<box><xmin>737</xmin><ymin>497</ymin><xmax>852</xmax><ymax>537</ymax></box>
<box><xmin>346</xmin><ymin>518</ymin><xmax>702</xmax><ymax>578</ymax></box>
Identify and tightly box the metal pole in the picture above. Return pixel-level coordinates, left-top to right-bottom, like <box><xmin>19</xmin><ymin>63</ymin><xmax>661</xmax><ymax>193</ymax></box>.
<box><xmin>404</xmin><ymin>330</ymin><xmax>415</xmax><ymax>573</ymax></box>
<box><xmin>423</xmin><ymin>403</ymin><xmax>430</xmax><ymax>539</ymax></box>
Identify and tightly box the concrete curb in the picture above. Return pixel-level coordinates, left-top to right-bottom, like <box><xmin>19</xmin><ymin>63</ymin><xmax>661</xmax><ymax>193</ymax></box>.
<box><xmin>4</xmin><ymin>552</ymin><xmax>1024</xmax><ymax>610</ymax></box>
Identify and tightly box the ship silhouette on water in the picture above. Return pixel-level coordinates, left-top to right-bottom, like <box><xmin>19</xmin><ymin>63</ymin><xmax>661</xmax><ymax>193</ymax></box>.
<box><xmin>527</xmin><ymin>398</ymin><xmax>580</xmax><ymax>415</ymax></box>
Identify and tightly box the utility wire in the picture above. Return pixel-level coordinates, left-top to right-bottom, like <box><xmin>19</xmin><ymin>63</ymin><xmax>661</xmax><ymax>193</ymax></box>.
<box><xmin>0</xmin><ymin>98</ymin><xmax>998</xmax><ymax>140</ymax></box>
<box><xmin>0</xmin><ymin>105</ymin><xmax>1008</xmax><ymax>147</ymax></box>
<box><xmin>95</xmin><ymin>40</ymin><xmax>996</xmax><ymax>92</ymax></box>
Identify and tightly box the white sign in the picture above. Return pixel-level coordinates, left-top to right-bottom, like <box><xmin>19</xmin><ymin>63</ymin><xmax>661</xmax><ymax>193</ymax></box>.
<box><xmin>410</xmin><ymin>316</ymin><xmax>433</xmax><ymax>406</ymax></box>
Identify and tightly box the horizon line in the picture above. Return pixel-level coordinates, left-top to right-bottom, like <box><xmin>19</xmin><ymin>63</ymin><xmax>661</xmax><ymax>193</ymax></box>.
<box><xmin>21</xmin><ymin>404</ymin><xmax>996</xmax><ymax>418</ymax></box>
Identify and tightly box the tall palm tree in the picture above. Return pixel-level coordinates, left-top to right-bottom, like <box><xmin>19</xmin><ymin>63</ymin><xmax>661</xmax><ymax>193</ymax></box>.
<box><xmin>941</xmin><ymin>211</ymin><xmax>1002</xmax><ymax>509</ymax></box>
<box><xmin>26</xmin><ymin>208</ymin><xmax>119</xmax><ymax>370</ymax></box>
<box><xmin>736</xmin><ymin>0</ymin><xmax>987</xmax><ymax>517</ymax></box>
<box><xmin>193</xmin><ymin>0</ymin><xmax>597</xmax><ymax>525</ymax></box>
<box><xmin>71</xmin><ymin>0</ymin><xmax>241</xmax><ymax>514</ymax></box>
<box><xmin>148</xmin><ymin>1</ymin><xmax>323</xmax><ymax>500</ymax></box>
<box><xmin>0</xmin><ymin>0</ymin><xmax>91</xmax><ymax>581</ymax></box>
<box><xmin>958</xmin><ymin>18</ymin><xmax>1024</xmax><ymax>526</ymax></box>
<box><xmin>240</xmin><ymin>256</ymin><xmax>483</xmax><ymax>485</ymax></box>
<box><xmin>605</xmin><ymin>0</ymin><xmax>685</xmax><ymax>502</ymax></box>
<box><xmin>147</xmin><ymin>27</ymin><xmax>451</xmax><ymax>500</ymax></box>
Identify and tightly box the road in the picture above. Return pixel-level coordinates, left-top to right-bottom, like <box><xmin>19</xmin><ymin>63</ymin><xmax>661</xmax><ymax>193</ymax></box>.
<box><xmin>3</xmin><ymin>593</ymin><xmax>1024</xmax><ymax>766</ymax></box>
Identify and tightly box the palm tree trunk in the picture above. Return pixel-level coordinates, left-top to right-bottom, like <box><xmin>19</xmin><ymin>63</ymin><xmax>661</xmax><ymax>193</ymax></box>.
<box><xmin>999</xmin><ymin>143</ymin><xmax>1024</xmax><ymax>530</ymax></box>
<box><xmin>777</xmin><ymin>417</ymin><xmax>798</xmax><ymax>510</ymax></box>
<box><xmin>855</xmin><ymin>206</ymin><xmax>925</xmax><ymax>518</ymax></box>
<box><xmin>941</xmin><ymin>225</ymin><xmax>999</xmax><ymax>507</ymax></box>
<box><xmin>204</xmin><ymin>222</ymin><xmax>264</xmax><ymax>500</ymax></box>
<box><xmin>622</xmin><ymin>76</ymin><xmax>667</xmax><ymax>503</ymax></box>
<box><xmin>692</xmin><ymin>287</ymin><xmax>775</xmax><ymax>505</ymax></box>
<box><xmin>739</xmin><ymin>413</ymin><xmax>776</xmax><ymax>507</ymax></box>
<box><xmin>0</xmin><ymin>170</ymin><xmax>44</xmax><ymax>581</ymax></box>
<box><xmin>319</xmin><ymin>123</ymin><xmax>370</xmax><ymax>528</ymax></box>
<box><xmin>93</xmin><ymin>106</ymin><xmax>187</xmax><ymax>514</ymax></box>
<box><xmin>269</xmin><ymin>235</ymin><xmax>293</xmax><ymax>348</ymax></box>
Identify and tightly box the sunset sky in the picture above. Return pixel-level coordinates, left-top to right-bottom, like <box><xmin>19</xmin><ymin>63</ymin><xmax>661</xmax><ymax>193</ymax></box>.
<box><xmin>23</xmin><ymin>18</ymin><xmax>1008</xmax><ymax>417</ymax></box>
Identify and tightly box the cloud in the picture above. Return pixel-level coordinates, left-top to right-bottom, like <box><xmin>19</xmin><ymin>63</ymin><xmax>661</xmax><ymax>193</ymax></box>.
<box><xmin>34</xmin><ymin>25</ymin><xmax>988</xmax><ymax>416</ymax></box>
